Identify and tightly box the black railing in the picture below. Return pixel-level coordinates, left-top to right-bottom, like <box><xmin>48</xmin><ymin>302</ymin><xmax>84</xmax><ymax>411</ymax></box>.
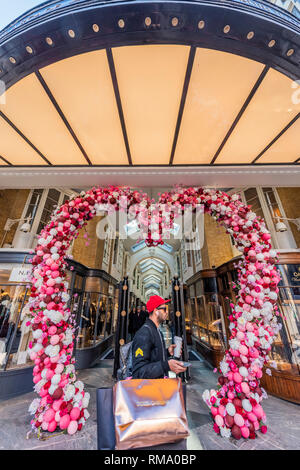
<box><xmin>172</xmin><ymin>276</ymin><xmax>190</xmax><ymax>380</ymax></box>
<box><xmin>113</xmin><ymin>276</ymin><xmax>130</xmax><ymax>378</ymax></box>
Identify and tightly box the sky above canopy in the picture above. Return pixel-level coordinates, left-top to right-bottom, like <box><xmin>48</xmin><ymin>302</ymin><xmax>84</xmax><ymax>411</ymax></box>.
<box><xmin>0</xmin><ymin>0</ymin><xmax>43</xmax><ymax>31</ymax></box>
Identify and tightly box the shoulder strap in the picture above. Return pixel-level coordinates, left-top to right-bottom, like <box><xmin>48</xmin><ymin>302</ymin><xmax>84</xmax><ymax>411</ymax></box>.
<box><xmin>143</xmin><ymin>323</ymin><xmax>154</xmax><ymax>340</ymax></box>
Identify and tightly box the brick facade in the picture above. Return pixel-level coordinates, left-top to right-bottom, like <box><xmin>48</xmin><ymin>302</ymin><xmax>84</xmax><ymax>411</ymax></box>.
<box><xmin>277</xmin><ymin>187</ymin><xmax>300</xmax><ymax>248</ymax></box>
<box><xmin>72</xmin><ymin>216</ymin><xmax>105</xmax><ymax>269</ymax></box>
<box><xmin>201</xmin><ymin>213</ymin><xmax>235</xmax><ymax>269</ymax></box>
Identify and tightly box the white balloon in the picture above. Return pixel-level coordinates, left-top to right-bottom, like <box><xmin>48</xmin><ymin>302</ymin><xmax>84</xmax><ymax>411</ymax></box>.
<box><xmin>242</xmin><ymin>399</ymin><xmax>252</xmax><ymax>412</ymax></box>
<box><xmin>226</xmin><ymin>403</ymin><xmax>236</xmax><ymax>417</ymax></box>
<box><xmin>239</xmin><ymin>366</ymin><xmax>248</xmax><ymax>377</ymax></box>
<box><xmin>51</xmin><ymin>374</ymin><xmax>61</xmax><ymax>385</ymax></box>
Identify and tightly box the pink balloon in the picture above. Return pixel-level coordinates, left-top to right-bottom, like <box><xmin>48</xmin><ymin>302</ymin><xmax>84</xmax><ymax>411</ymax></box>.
<box><xmin>40</xmin><ymin>387</ymin><xmax>49</xmax><ymax>398</ymax></box>
<box><xmin>48</xmin><ymin>326</ymin><xmax>57</xmax><ymax>336</ymax></box>
<box><xmin>241</xmin><ymin>426</ymin><xmax>250</xmax><ymax>438</ymax></box>
<box><xmin>52</xmin><ymin>399</ymin><xmax>63</xmax><ymax>411</ymax></box>
<box><xmin>67</xmin><ymin>420</ymin><xmax>78</xmax><ymax>435</ymax></box>
<box><xmin>211</xmin><ymin>407</ymin><xmax>218</xmax><ymax>417</ymax></box>
<box><xmin>249</xmin><ymin>347</ymin><xmax>259</xmax><ymax>358</ymax></box>
<box><xmin>234</xmin><ymin>414</ymin><xmax>245</xmax><ymax>427</ymax></box>
<box><xmin>228</xmin><ymin>391</ymin><xmax>235</xmax><ymax>400</ymax></box>
<box><xmin>236</xmin><ymin>332</ymin><xmax>245</xmax><ymax>341</ymax></box>
<box><xmin>253</xmin><ymin>404</ymin><xmax>264</xmax><ymax>419</ymax></box>
<box><xmin>55</xmin><ymin>364</ymin><xmax>64</xmax><ymax>374</ymax></box>
<box><xmin>215</xmin><ymin>415</ymin><xmax>224</xmax><ymax>427</ymax></box>
<box><xmin>60</xmin><ymin>414</ymin><xmax>70</xmax><ymax>430</ymax></box>
<box><xmin>254</xmin><ymin>420</ymin><xmax>260</xmax><ymax>431</ymax></box>
<box><xmin>33</xmin><ymin>374</ymin><xmax>41</xmax><ymax>384</ymax></box>
<box><xmin>231</xmin><ymin>349</ymin><xmax>240</xmax><ymax>357</ymax></box>
<box><xmin>50</xmin><ymin>355</ymin><xmax>60</xmax><ymax>363</ymax></box>
<box><xmin>46</xmin><ymin>287</ymin><xmax>54</xmax><ymax>295</ymax></box>
<box><xmin>228</xmin><ymin>371</ymin><xmax>234</xmax><ymax>381</ymax></box>
<box><xmin>41</xmin><ymin>421</ymin><xmax>49</xmax><ymax>431</ymax></box>
<box><xmin>46</xmin><ymin>369</ymin><xmax>54</xmax><ymax>380</ymax></box>
<box><xmin>44</xmin><ymin>408</ymin><xmax>55</xmax><ymax>423</ymax></box>
<box><xmin>239</xmin><ymin>345</ymin><xmax>248</xmax><ymax>356</ymax></box>
<box><xmin>40</xmin><ymin>397</ymin><xmax>48</xmax><ymax>407</ymax></box>
<box><xmin>241</xmin><ymin>382</ymin><xmax>250</xmax><ymax>395</ymax></box>
<box><xmin>247</xmin><ymin>412</ymin><xmax>258</xmax><ymax>423</ymax></box>
<box><xmin>70</xmin><ymin>407</ymin><xmax>80</xmax><ymax>421</ymax></box>
<box><xmin>233</xmin><ymin>372</ymin><xmax>243</xmax><ymax>384</ymax></box>
<box><xmin>48</xmin><ymin>420</ymin><xmax>57</xmax><ymax>433</ymax></box>
<box><xmin>50</xmin><ymin>335</ymin><xmax>60</xmax><ymax>346</ymax></box>
<box><xmin>218</xmin><ymin>405</ymin><xmax>226</xmax><ymax>417</ymax></box>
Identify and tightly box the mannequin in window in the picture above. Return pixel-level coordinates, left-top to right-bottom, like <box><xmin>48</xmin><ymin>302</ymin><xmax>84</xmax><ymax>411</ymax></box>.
<box><xmin>79</xmin><ymin>298</ymin><xmax>91</xmax><ymax>348</ymax></box>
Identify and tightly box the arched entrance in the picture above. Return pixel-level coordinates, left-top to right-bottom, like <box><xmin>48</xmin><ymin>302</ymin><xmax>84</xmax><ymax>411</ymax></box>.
<box><xmin>27</xmin><ymin>185</ymin><xmax>280</xmax><ymax>440</ymax></box>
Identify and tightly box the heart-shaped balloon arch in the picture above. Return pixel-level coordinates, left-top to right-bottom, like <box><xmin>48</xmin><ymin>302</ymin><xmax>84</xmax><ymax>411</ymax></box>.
<box><xmin>27</xmin><ymin>186</ymin><xmax>281</xmax><ymax>439</ymax></box>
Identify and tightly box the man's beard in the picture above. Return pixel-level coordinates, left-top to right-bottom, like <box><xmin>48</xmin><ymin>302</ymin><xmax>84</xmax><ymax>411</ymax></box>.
<box><xmin>157</xmin><ymin>312</ymin><xmax>165</xmax><ymax>324</ymax></box>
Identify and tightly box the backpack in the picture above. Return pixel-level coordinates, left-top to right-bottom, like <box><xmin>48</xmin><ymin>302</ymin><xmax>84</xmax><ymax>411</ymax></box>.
<box><xmin>117</xmin><ymin>341</ymin><xmax>133</xmax><ymax>381</ymax></box>
<box><xmin>116</xmin><ymin>324</ymin><xmax>154</xmax><ymax>381</ymax></box>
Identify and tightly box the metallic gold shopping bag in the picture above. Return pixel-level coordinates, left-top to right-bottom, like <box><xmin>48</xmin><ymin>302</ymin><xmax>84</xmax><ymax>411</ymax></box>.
<box><xmin>113</xmin><ymin>378</ymin><xmax>189</xmax><ymax>450</ymax></box>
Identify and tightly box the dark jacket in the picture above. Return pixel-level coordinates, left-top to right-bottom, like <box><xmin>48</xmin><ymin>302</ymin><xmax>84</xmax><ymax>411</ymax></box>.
<box><xmin>130</xmin><ymin>310</ymin><xmax>147</xmax><ymax>334</ymax></box>
<box><xmin>132</xmin><ymin>318</ymin><xmax>170</xmax><ymax>379</ymax></box>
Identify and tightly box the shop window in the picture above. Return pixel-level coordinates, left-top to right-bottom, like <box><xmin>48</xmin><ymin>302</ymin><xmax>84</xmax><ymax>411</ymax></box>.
<box><xmin>24</xmin><ymin>189</ymin><xmax>43</xmax><ymax>228</ymax></box>
<box><xmin>244</xmin><ymin>188</ymin><xmax>264</xmax><ymax>220</ymax></box>
<box><xmin>0</xmin><ymin>273</ymin><xmax>33</xmax><ymax>370</ymax></box>
<box><xmin>37</xmin><ymin>189</ymin><xmax>60</xmax><ymax>234</ymax></box>
<box><xmin>262</xmin><ymin>187</ymin><xmax>284</xmax><ymax>226</ymax></box>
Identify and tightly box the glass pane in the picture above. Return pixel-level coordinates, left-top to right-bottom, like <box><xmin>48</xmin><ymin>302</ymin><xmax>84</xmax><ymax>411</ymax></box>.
<box><xmin>244</xmin><ymin>187</ymin><xmax>264</xmax><ymax>220</ymax></box>
<box><xmin>262</xmin><ymin>187</ymin><xmax>283</xmax><ymax>221</ymax></box>
<box><xmin>268</xmin><ymin>264</ymin><xmax>300</xmax><ymax>374</ymax></box>
<box><xmin>24</xmin><ymin>189</ymin><xmax>43</xmax><ymax>228</ymax></box>
<box><xmin>37</xmin><ymin>189</ymin><xmax>61</xmax><ymax>234</ymax></box>
<box><xmin>0</xmin><ymin>284</ymin><xmax>33</xmax><ymax>370</ymax></box>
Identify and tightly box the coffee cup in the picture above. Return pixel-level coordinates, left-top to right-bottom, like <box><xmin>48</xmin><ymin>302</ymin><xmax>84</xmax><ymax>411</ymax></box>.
<box><xmin>173</xmin><ymin>336</ymin><xmax>183</xmax><ymax>359</ymax></box>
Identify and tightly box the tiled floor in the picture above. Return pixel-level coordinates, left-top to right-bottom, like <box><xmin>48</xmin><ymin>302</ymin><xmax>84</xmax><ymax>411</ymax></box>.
<box><xmin>0</xmin><ymin>357</ymin><xmax>299</xmax><ymax>450</ymax></box>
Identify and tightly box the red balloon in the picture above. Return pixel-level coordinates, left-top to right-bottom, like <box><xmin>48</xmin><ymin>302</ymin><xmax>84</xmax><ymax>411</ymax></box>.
<box><xmin>231</xmin><ymin>425</ymin><xmax>242</xmax><ymax>440</ymax></box>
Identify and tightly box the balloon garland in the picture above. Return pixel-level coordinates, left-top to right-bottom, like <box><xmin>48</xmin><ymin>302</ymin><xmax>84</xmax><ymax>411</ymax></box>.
<box><xmin>159</xmin><ymin>187</ymin><xmax>281</xmax><ymax>440</ymax></box>
<box><xmin>27</xmin><ymin>186</ymin><xmax>281</xmax><ymax>440</ymax></box>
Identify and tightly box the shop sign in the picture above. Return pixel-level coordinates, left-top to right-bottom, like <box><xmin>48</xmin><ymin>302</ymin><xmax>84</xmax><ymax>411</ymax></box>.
<box><xmin>285</xmin><ymin>264</ymin><xmax>300</xmax><ymax>297</ymax></box>
<box><xmin>9</xmin><ymin>266</ymin><xmax>32</xmax><ymax>283</ymax></box>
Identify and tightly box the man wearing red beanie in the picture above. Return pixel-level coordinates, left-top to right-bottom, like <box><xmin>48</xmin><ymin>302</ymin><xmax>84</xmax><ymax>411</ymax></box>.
<box><xmin>132</xmin><ymin>295</ymin><xmax>187</xmax><ymax>378</ymax></box>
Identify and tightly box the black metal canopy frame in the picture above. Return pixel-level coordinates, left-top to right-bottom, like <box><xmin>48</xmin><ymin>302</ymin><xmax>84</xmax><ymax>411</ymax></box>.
<box><xmin>0</xmin><ymin>0</ymin><xmax>300</xmax><ymax>168</ymax></box>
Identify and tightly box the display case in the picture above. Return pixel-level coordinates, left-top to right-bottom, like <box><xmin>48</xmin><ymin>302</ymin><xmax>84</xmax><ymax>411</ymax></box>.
<box><xmin>216</xmin><ymin>252</ymin><xmax>300</xmax><ymax>404</ymax></box>
<box><xmin>185</xmin><ymin>269</ymin><xmax>226</xmax><ymax>366</ymax></box>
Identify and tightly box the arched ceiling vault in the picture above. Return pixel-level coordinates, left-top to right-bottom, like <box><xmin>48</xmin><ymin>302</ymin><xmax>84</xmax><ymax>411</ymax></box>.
<box><xmin>0</xmin><ymin>0</ymin><xmax>300</xmax><ymax>187</ymax></box>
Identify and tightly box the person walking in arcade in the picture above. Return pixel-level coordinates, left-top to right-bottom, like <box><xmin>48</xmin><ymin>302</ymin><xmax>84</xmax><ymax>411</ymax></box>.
<box><xmin>132</xmin><ymin>295</ymin><xmax>187</xmax><ymax>378</ymax></box>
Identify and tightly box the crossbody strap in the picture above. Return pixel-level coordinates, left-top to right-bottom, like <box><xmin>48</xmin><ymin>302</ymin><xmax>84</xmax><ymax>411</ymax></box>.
<box><xmin>143</xmin><ymin>323</ymin><xmax>166</xmax><ymax>361</ymax></box>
